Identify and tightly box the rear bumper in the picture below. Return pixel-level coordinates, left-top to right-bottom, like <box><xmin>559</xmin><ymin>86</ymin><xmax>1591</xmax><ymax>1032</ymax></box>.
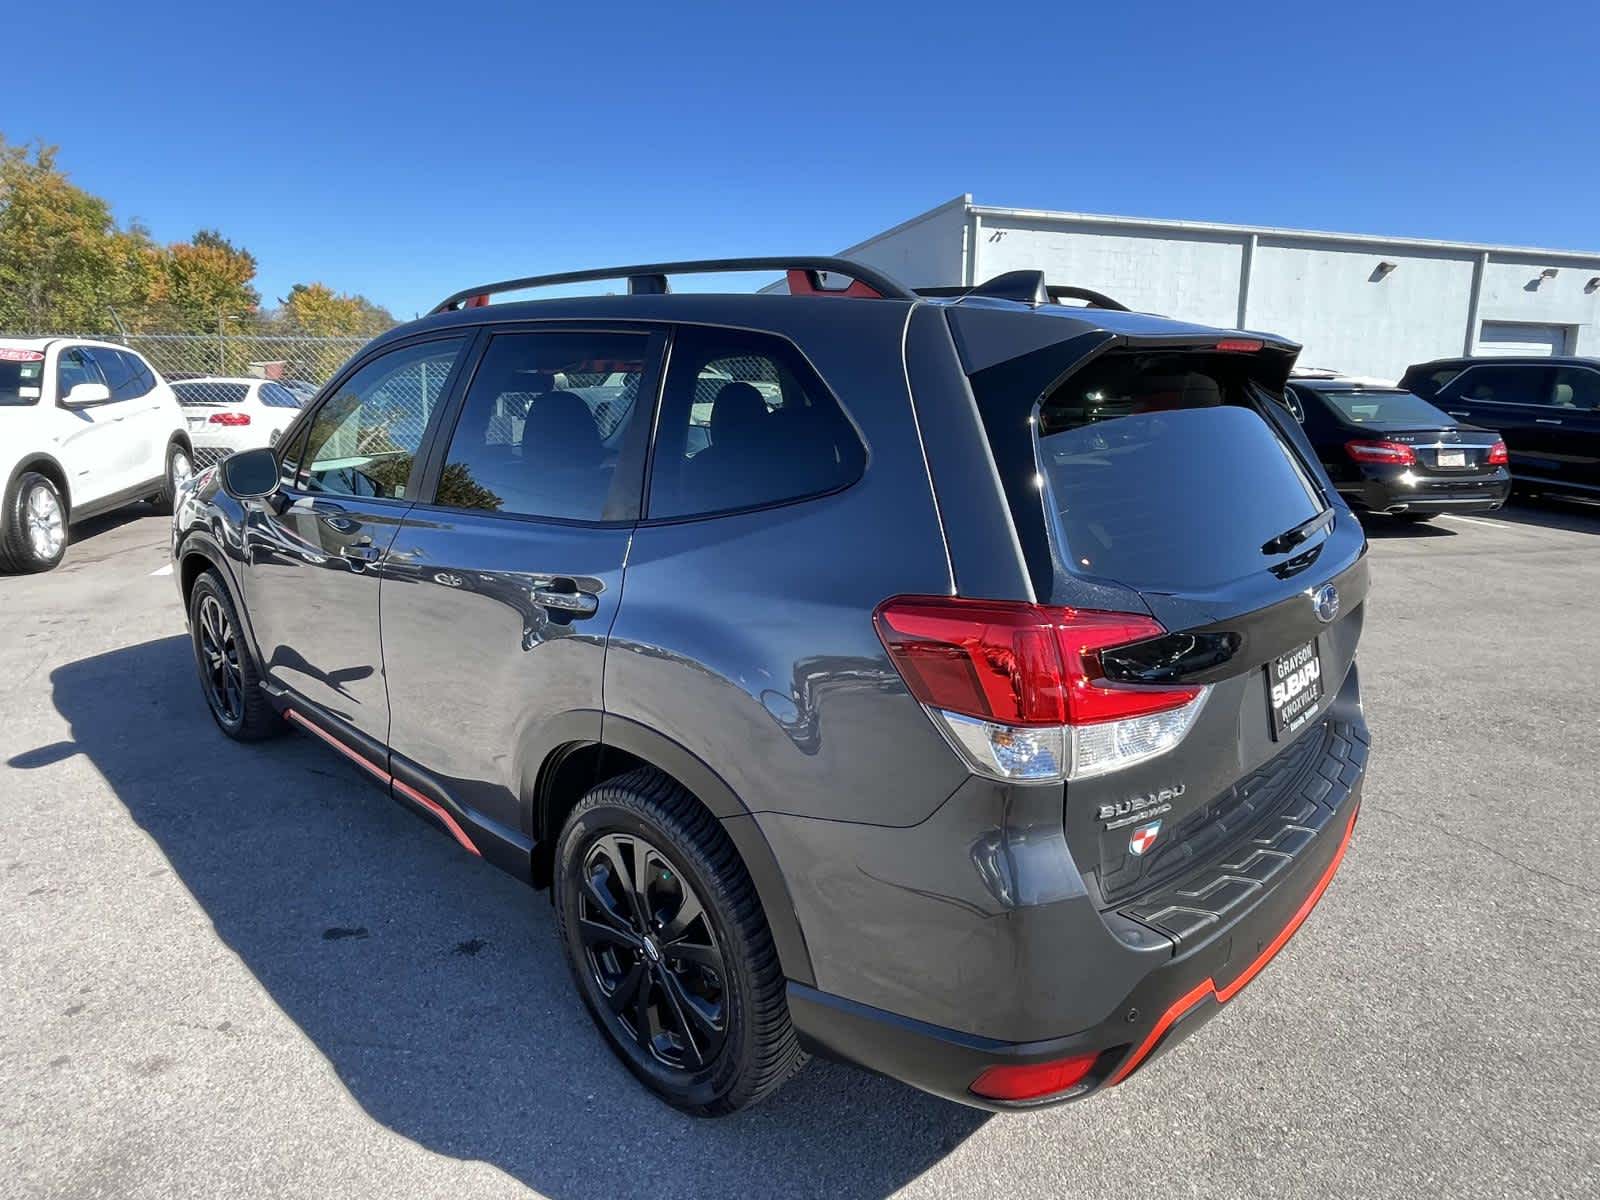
<box><xmin>788</xmin><ymin>713</ymin><xmax>1369</xmax><ymax>1110</ymax></box>
<box><xmin>1340</xmin><ymin>468</ymin><xmax>1510</xmax><ymax>514</ymax></box>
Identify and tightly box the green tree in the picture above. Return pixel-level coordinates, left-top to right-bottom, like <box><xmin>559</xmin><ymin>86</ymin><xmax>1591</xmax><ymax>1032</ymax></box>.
<box><xmin>280</xmin><ymin>282</ymin><xmax>396</xmax><ymax>337</ymax></box>
<box><xmin>0</xmin><ymin>137</ymin><xmax>149</xmax><ymax>333</ymax></box>
<box><xmin>149</xmin><ymin>229</ymin><xmax>260</xmax><ymax>333</ymax></box>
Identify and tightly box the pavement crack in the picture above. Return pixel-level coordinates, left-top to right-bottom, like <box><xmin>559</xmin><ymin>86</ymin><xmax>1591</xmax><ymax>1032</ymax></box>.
<box><xmin>1364</xmin><ymin>802</ymin><xmax>1597</xmax><ymax>897</ymax></box>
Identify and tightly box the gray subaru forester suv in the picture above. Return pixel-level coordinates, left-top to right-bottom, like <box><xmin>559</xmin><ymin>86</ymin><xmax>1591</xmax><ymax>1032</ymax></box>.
<box><xmin>171</xmin><ymin>258</ymin><xmax>1369</xmax><ymax>1114</ymax></box>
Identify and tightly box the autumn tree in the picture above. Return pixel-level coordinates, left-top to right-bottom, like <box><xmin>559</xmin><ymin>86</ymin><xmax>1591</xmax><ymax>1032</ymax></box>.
<box><xmin>280</xmin><ymin>282</ymin><xmax>396</xmax><ymax>337</ymax></box>
<box><xmin>147</xmin><ymin>229</ymin><xmax>260</xmax><ymax>333</ymax></box>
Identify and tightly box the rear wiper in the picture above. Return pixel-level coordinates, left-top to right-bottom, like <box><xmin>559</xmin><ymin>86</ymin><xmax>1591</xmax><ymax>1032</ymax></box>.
<box><xmin>1261</xmin><ymin>508</ymin><xmax>1334</xmax><ymax>556</ymax></box>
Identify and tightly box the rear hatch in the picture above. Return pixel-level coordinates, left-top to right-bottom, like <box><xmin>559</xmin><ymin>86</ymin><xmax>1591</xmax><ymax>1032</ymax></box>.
<box><xmin>953</xmin><ymin>311</ymin><xmax>1368</xmax><ymax>909</ymax></box>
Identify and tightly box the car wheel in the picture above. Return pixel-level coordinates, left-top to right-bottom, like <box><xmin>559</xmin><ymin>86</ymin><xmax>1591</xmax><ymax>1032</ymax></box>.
<box><xmin>152</xmin><ymin>442</ymin><xmax>193</xmax><ymax>515</ymax></box>
<box><xmin>188</xmin><ymin>571</ymin><xmax>282</xmax><ymax>740</ymax></box>
<box><xmin>554</xmin><ymin>768</ymin><xmax>806</xmax><ymax>1115</ymax></box>
<box><xmin>0</xmin><ymin>471</ymin><xmax>70</xmax><ymax>574</ymax></box>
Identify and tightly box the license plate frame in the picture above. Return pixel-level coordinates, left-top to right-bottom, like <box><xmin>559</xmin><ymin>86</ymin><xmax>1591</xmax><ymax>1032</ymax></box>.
<box><xmin>1267</xmin><ymin>639</ymin><xmax>1323</xmax><ymax>740</ymax></box>
<box><xmin>1437</xmin><ymin>449</ymin><xmax>1466</xmax><ymax>468</ymax></box>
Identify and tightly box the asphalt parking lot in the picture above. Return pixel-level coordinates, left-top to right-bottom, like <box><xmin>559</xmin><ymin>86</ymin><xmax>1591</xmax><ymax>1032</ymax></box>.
<box><xmin>2</xmin><ymin>501</ymin><xmax>1597</xmax><ymax>1200</ymax></box>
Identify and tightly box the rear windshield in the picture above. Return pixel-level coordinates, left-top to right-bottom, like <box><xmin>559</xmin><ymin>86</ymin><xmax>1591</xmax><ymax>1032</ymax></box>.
<box><xmin>174</xmin><ymin>381</ymin><xmax>249</xmax><ymax>406</ymax></box>
<box><xmin>1</xmin><ymin>353</ymin><xmax>46</xmax><ymax>406</ymax></box>
<box><xmin>1318</xmin><ymin>389</ymin><xmax>1451</xmax><ymax>426</ymax></box>
<box><xmin>1034</xmin><ymin>352</ymin><xmax>1326</xmax><ymax>592</ymax></box>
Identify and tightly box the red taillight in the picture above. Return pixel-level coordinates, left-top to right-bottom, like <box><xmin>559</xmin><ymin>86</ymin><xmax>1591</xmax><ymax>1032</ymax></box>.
<box><xmin>1344</xmin><ymin>439</ymin><xmax>1415</xmax><ymax>465</ymax></box>
<box><xmin>873</xmin><ymin>597</ymin><xmax>1200</xmax><ymax>728</ymax></box>
<box><xmin>1487</xmin><ymin>439</ymin><xmax>1508</xmax><ymax>466</ymax></box>
<box><xmin>970</xmin><ymin>1053</ymin><xmax>1099</xmax><ymax>1102</ymax></box>
<box><xmin>208</xmin><ymin>411</ymin><xmax>251</xmax><ymax>426</ymax></box>
<box><xmin>1213</xmin><ymin>338</ymin><xmax>1263</xmax><ymax>353</ymax></box>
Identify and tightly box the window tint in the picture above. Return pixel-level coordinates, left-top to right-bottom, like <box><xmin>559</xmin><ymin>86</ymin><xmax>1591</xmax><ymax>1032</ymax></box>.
<box><xmin>296</xmin><ymin>338</ymin><xmax>465</xmax><ymax>499</ymax></box>
<box><xmin>118</xmin><ymin>351</ymin><xmax>156</xmax><ymax>397</ymax></box>
<box><xmin>0</xmin><ymin>353</ymin><xmax>46</xmax><ymax>406</ymax></box>
<box><xmin>174</xmin><ymin>381</ymin><xmax>250</xmax><ymax>406</ymax></box>
<box><xmin>1551</xmin><ymin>367</ymin><xmax>1600</xmax><ymax>411</ymax></box>
<box><xmin>649</xmin><ymin>328</ymin><xmax>864</xmax><ymax>518</ymax></box>
<box><xmin>1319</xmin><ymin>389</ymin><xmax>1454</xmax><ymax>426</ymax></box>
<box><xmin>434</xmin><ymin>332</ymin><xmax>651</xmax><ymax>521</ymax></box>
<box><xmin>57</xmin><ymin>347</ymin><xmax>105</xmax><ymax>398</ymax></box>
<box><xmin>1445</xmin><ymin>365</ymin><xmax>1555</xmax><ymax>407</ymax></box>
<box><xmin>259</xmin><ymin>382</ymin><xmax>302</xmax><ymax>409</ymax></box>
<box><xmin>84</xmin><ymin>347</ymin><xmax>140</xmax><ymax>401</ymax></box>
<box><xmin>1032</xmin><ymin>352</ymin><xmax>1325</xmax><ymax>592</ymax></box>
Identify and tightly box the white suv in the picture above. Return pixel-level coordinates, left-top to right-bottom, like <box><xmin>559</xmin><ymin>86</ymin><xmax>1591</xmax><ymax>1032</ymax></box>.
<box><xmin>1</xmin><ymin>338</ymin><xmax>193</xmax><ymax>573</ymax></box>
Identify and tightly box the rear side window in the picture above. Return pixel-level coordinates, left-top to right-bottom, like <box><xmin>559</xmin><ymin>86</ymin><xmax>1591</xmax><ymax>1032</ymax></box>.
<box><xmin>1031</xmin><ymin>352</ymin><xmax>1325</xmax><ymax>592</ymax></box>
<box><xmin>259</xmin><ymin>382</ymin><xmax>303</xmax><ymax>409</ymax></box>
<box><xmin>434</xmin><ymin>331</ymin><xmax>653</xmax><ymax>522</ymax></box>
<box><xmin>119</xmin><ymin>351</ymin><xmax>157</xmax><ymax>397</ymax></box>
<box><xmin>1551</xmin><ymin>367</ymin><xmax>1600</xmax><ymax>411</ymax></box>
<box><xmin>648</xmin><ymin>327</ymin><xmax>864</xmax><ymax>519</ymax></box>
<box><xmin>0</xmin><ymin>350</ymin><xmax>46</xmax><ymax>406</ymax></box>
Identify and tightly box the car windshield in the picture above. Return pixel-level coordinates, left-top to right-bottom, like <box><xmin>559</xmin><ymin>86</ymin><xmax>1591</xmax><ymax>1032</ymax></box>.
<box><xmin>1319</xmin><ymin>389</ymin><xmax>1452</xmax><ymax>426</ymax></box>
<box><xmin>174</xmin><ymin>382</ymin><xmax>250</xmax><ymax>406</ymax></box>
<box><xmin>0</xmin><ymin>352</ymin><xmax>46</xmax><ymax>406</ymax></box>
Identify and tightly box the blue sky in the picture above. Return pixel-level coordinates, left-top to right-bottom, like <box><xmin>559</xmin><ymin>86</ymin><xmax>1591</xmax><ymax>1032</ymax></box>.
<box><xmin>10</xmin><ymin>0</ymin><xmax>1597</xmax><ymax>319</ymax></box>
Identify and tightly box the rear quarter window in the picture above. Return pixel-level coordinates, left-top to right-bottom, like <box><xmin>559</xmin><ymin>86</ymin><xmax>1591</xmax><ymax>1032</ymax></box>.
<box><xmin>1031</xmin><ymin>352</ymin><xmax>1326</xmax><ymax>592</ymax></box>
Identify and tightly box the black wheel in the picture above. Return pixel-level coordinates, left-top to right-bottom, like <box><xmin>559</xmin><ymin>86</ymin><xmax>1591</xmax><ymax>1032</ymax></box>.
<box><xmin>0</xmin><ymin>471</ymin><xmax>69</xmax><ymax>573</ymax></box>
<box><xmin>1394</xmin><ymin>512</ymin><xmax>1438</xmax><ymax>523</ymax></box>
<box><xmin>152</xmin><ymin>442</ymin><xmax>193</xmax><ymax>516</ymax></box>
<box><xmin>188</xmin><ymin>571</ymin><xmax>282</xmax><ymax>740</ymax></box>
<box><xmin>554</xmin><ymin>768</ymin><xmax>806</xmax><ymax>1115</ymax></box>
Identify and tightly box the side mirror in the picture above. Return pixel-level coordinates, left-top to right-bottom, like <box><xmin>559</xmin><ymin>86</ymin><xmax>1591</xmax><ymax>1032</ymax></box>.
<box><xmin>63</xmin><ymin>382</ymin><xmax>111</xmax><ymax>407</ymax></box>
<box><xmin>219</xmin><ymin>447</ymin><xmax>281</xmax><ymax>501</ymax></box>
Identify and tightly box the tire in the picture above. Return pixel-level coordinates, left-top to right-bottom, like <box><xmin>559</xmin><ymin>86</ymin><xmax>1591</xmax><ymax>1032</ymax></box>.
<box><xmin>554</xmin><ymin>767</ymin><xmax>806</xmax><ymax>1115</ymax></box>
<box><xmin>151</xmin><ymin>441</ymin><xmax>193</xmax><ymax>516</ymax></box>
<box><xmin>0</xmin><ymin>471</ymin><xmax>69</xmax><ymax>573</ymax></box>
<box><xmin>1394</xmin><ymin>512</ymin><xmax>1438</xmax><ymax>523</ymax></box>
<box><xmin>188</xmin><ymin>570</ymin><xmax>282</xmax><ymax>740</ymax></box>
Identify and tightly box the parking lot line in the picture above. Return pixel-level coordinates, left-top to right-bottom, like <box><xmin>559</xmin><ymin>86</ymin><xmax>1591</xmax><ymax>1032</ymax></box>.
<box><xmin>149</xmin><ymin>563</ymin><xmax>173</xmax><ymax>576</ymax></box>
<box><xmin>1436</xmin><ymin>513</ymin><xmax>1516</xmax><ymax>531</ymax></box>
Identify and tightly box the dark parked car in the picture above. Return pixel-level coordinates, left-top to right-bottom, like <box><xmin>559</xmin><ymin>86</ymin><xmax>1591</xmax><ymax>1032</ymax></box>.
<box><xmin>1284</xmin><ymin>377</ymin><xmax>1509</xmax><ymax>521</ymax></box>
<box><xmin>1400</xmin><ymin>356</ymin><xmax>1600</xmax><ymax>500</ymax></box>
<box><xmin>171</xmin><ymin>259</ymin><xmax>1370</xmax><ymax>1114</ymax></box>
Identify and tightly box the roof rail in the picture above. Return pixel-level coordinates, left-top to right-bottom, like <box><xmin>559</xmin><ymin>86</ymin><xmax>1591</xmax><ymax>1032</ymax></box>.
<box><xmin>429</xmin><ymin>256</ymin><xmax>917</xmax><ymax>314</ymax></box>
<box><xmin>915</xmin><ymin>271</ymin><xmax>1130</xmax><ymax>312</ymax></box>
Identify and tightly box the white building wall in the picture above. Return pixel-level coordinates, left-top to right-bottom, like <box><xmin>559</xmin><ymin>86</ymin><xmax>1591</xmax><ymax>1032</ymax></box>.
<box><xmin>832</xmin><ymin>198</ymin><xmax>1600</xmax><ymax>381</ymax></box>
<box><xmin>974</xmin><ymin>217</ymin><xmax>1243</xmax><ymax>330</ymax></box>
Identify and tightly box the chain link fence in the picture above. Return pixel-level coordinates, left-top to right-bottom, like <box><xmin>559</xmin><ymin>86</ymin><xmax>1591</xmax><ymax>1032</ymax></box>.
<box><xmin>119</xmin><ymin>333</ymin><xmax>370</xmax><ymax>389</ymax></box>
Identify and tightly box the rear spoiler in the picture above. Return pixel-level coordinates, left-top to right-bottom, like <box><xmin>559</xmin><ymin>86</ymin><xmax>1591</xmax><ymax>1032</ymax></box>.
<box><xmin>915</xmin><ymin>270</ymin><xmax>1130</xmax><ymax>311</ymax></box>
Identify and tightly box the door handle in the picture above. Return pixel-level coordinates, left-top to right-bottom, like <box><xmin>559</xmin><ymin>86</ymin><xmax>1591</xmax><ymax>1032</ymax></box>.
<box><xmin>532</xmin><ymin>587</ymin><xmax>599</xmax><ymax>617</ymax></box>
<box><xmin>320</xmin><ymin>513</ymin><xmax>362</xmax><ymax>534</ymax></box>
<box><xmin>1446</xmin><ymin>410</ymin><xmax>1469</xmax><ymax>417</ymax></box>
<box><xmin>340</xmin><ymin>534</ymin><xmax>382</xmax><ymax>563</ymax></box>
<box><xmin>1535</xmin><ymin>418</ymin><xmax>1563</xmax><ymax>425</ymax></box>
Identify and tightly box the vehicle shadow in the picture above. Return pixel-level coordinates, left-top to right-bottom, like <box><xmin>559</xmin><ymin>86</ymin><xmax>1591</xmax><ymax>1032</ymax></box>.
<box><xmin>12</xmin><ymin>635</ymin><xmax>988</xmax><ymax>1199</ymax></box>
<box><xmin>1356</xmin><ymin>514</ymin><xmax>1456</xmax><ymax>539</ymax></box>
<box><xmin>1494</xmin><ymin>494</ymin><xmax>1600</xmax><ymax>535</ymax></box>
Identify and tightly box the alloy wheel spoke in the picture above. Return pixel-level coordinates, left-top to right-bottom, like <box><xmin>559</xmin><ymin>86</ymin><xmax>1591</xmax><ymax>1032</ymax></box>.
<box><xmin>662</xmin><ymin>968</ymin><xmax>723</xmax><ymax>1039</ymax></box>
<box><xmin>655</xmin><ymin>967</ymin><xmax>705</xmax><ymax>1067</ymax></box>
<box><xmin>607</xmin><ymin>959</ymin><xmax>648</xmax><ymax>1017</ymax></box>
<box><xmin>582</xmin><ymin>865</ymin><xmax>638</xmax><ymax>937</ymax></box>
<box><xmin>665</xmin><ymin>940</ymin><xmax>720</xmax><ymax>972</ymax></box>
<box><xmin>579</xmin><ymin>915</ymin><xmax>641</xmax><ymax>952</ymax></box>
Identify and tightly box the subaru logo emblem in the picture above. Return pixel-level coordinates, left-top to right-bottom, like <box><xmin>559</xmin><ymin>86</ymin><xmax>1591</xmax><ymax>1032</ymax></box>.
<box><xmin>1312</xmin><ymin>583</ymin><xmax>1340</xmax><ymax>624</ymax></box>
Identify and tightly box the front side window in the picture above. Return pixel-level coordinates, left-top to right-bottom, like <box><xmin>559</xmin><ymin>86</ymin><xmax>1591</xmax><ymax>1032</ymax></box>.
<box><xmin>434</xmin><ymin>332</ymin><xmax>651</xmax><ymax>521</ymax></box>
<box><xmin>1444</xmin><ymin>365</ymin><xmax>1555</xmax><ymax>407</ymax></box>
<box><xmin>648</xmin><ymin>328</ymin><xmax>864</xmax><ymax>518</ymax></box>
<box><xmin>85</xmin><ymin>347</ymin><xmax>140</xmax><ymax>401</ymax></box>
<box><xmin>56</xmin><ymin>347</ymin><xmax>105</xmax><ymax>399</ymax></box>
<box><xmin>295</xmin><ymin>338</ymin><xmax>465</xmax><ymax>499</ymax></box>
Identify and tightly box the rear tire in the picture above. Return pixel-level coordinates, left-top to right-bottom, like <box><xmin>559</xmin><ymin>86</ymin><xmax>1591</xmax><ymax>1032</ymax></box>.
<box><xmin>188</xmin><ymin>570</ymin><xmax>282</xmax><ymax>740</ymax></box>
<box><xmin>0</xmin><ymin>471</ymin><xmax>69</xmax><ymax>574</ymax></box>
<box><xmin>152</xmin><ymin>442</ymin><xmax>193</xmax><ymax>516</ymax></box>
<box><xmin>554</xmin><ymin>767</ymin><xmax>806</xmax><ymax>1115</ymax></box>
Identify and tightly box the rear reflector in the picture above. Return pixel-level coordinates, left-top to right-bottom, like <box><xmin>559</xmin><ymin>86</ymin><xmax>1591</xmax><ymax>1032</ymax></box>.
<box><xmin>874</xmin><ymin>597</ymin><xmax>1206</xmax><ymax>781</ymax></box>
<box><xmin>1487</xmin><ymin>439</ymin><xmax>1508</xmax><ymax>466</ymax></box>
<box><xmin>1344</xmin><ymin>439</ymin><xmax>1415</xmax><ymax>465</ymax></box>
<box><xmin>209</xmin><ymin>411</ymin><xmax>251</xmax><ymax>426</ymax></box>
<box><xmin>970</xmin><ymin>1053</ymin><xmax>1099</xmax><ymax>1102</ymax></box>
<box><xmin>1213</xmin><ymin>338</ymin><xmax>1263</xmax><ymax>353</ymax></box>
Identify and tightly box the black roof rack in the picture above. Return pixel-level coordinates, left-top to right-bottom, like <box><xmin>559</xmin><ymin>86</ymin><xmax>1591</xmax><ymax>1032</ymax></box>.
<box><xmin>429</xmin><ymin>256</ymin><xmax>918</xmax><ymax>314</ymax></box>
<box><xmin>914</xmin><ymin>270</ymin><xmax>1130</xmax><ymax>312</ymax></box>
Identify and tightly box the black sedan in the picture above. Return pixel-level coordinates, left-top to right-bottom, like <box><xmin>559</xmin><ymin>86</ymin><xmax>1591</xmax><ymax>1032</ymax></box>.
<box><xmin>1284</xmin><ymin>379</ymin><xmax>1510</xmax><ymax>522</ymax></box>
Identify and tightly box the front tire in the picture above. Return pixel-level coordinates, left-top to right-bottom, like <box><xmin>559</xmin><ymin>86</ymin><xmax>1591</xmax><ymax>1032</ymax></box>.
<box><xmin>152</xmin><ymin>442</ymin><xmax>193</xmax><ymax>516</ymax></box>
<box><xmin>0</xmin><ymin>471</ymin><xmax>69</xmax><ymax>573</ymax></box>
<box><xmin>554</xmin><ymin>768</ymin><xmax>806</xmax><ymax>1115</ymax></box>
<box><xmin>188</xmin><ymin>570</ymin><xmax>282</xmax><ymax>740</ymax></box>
